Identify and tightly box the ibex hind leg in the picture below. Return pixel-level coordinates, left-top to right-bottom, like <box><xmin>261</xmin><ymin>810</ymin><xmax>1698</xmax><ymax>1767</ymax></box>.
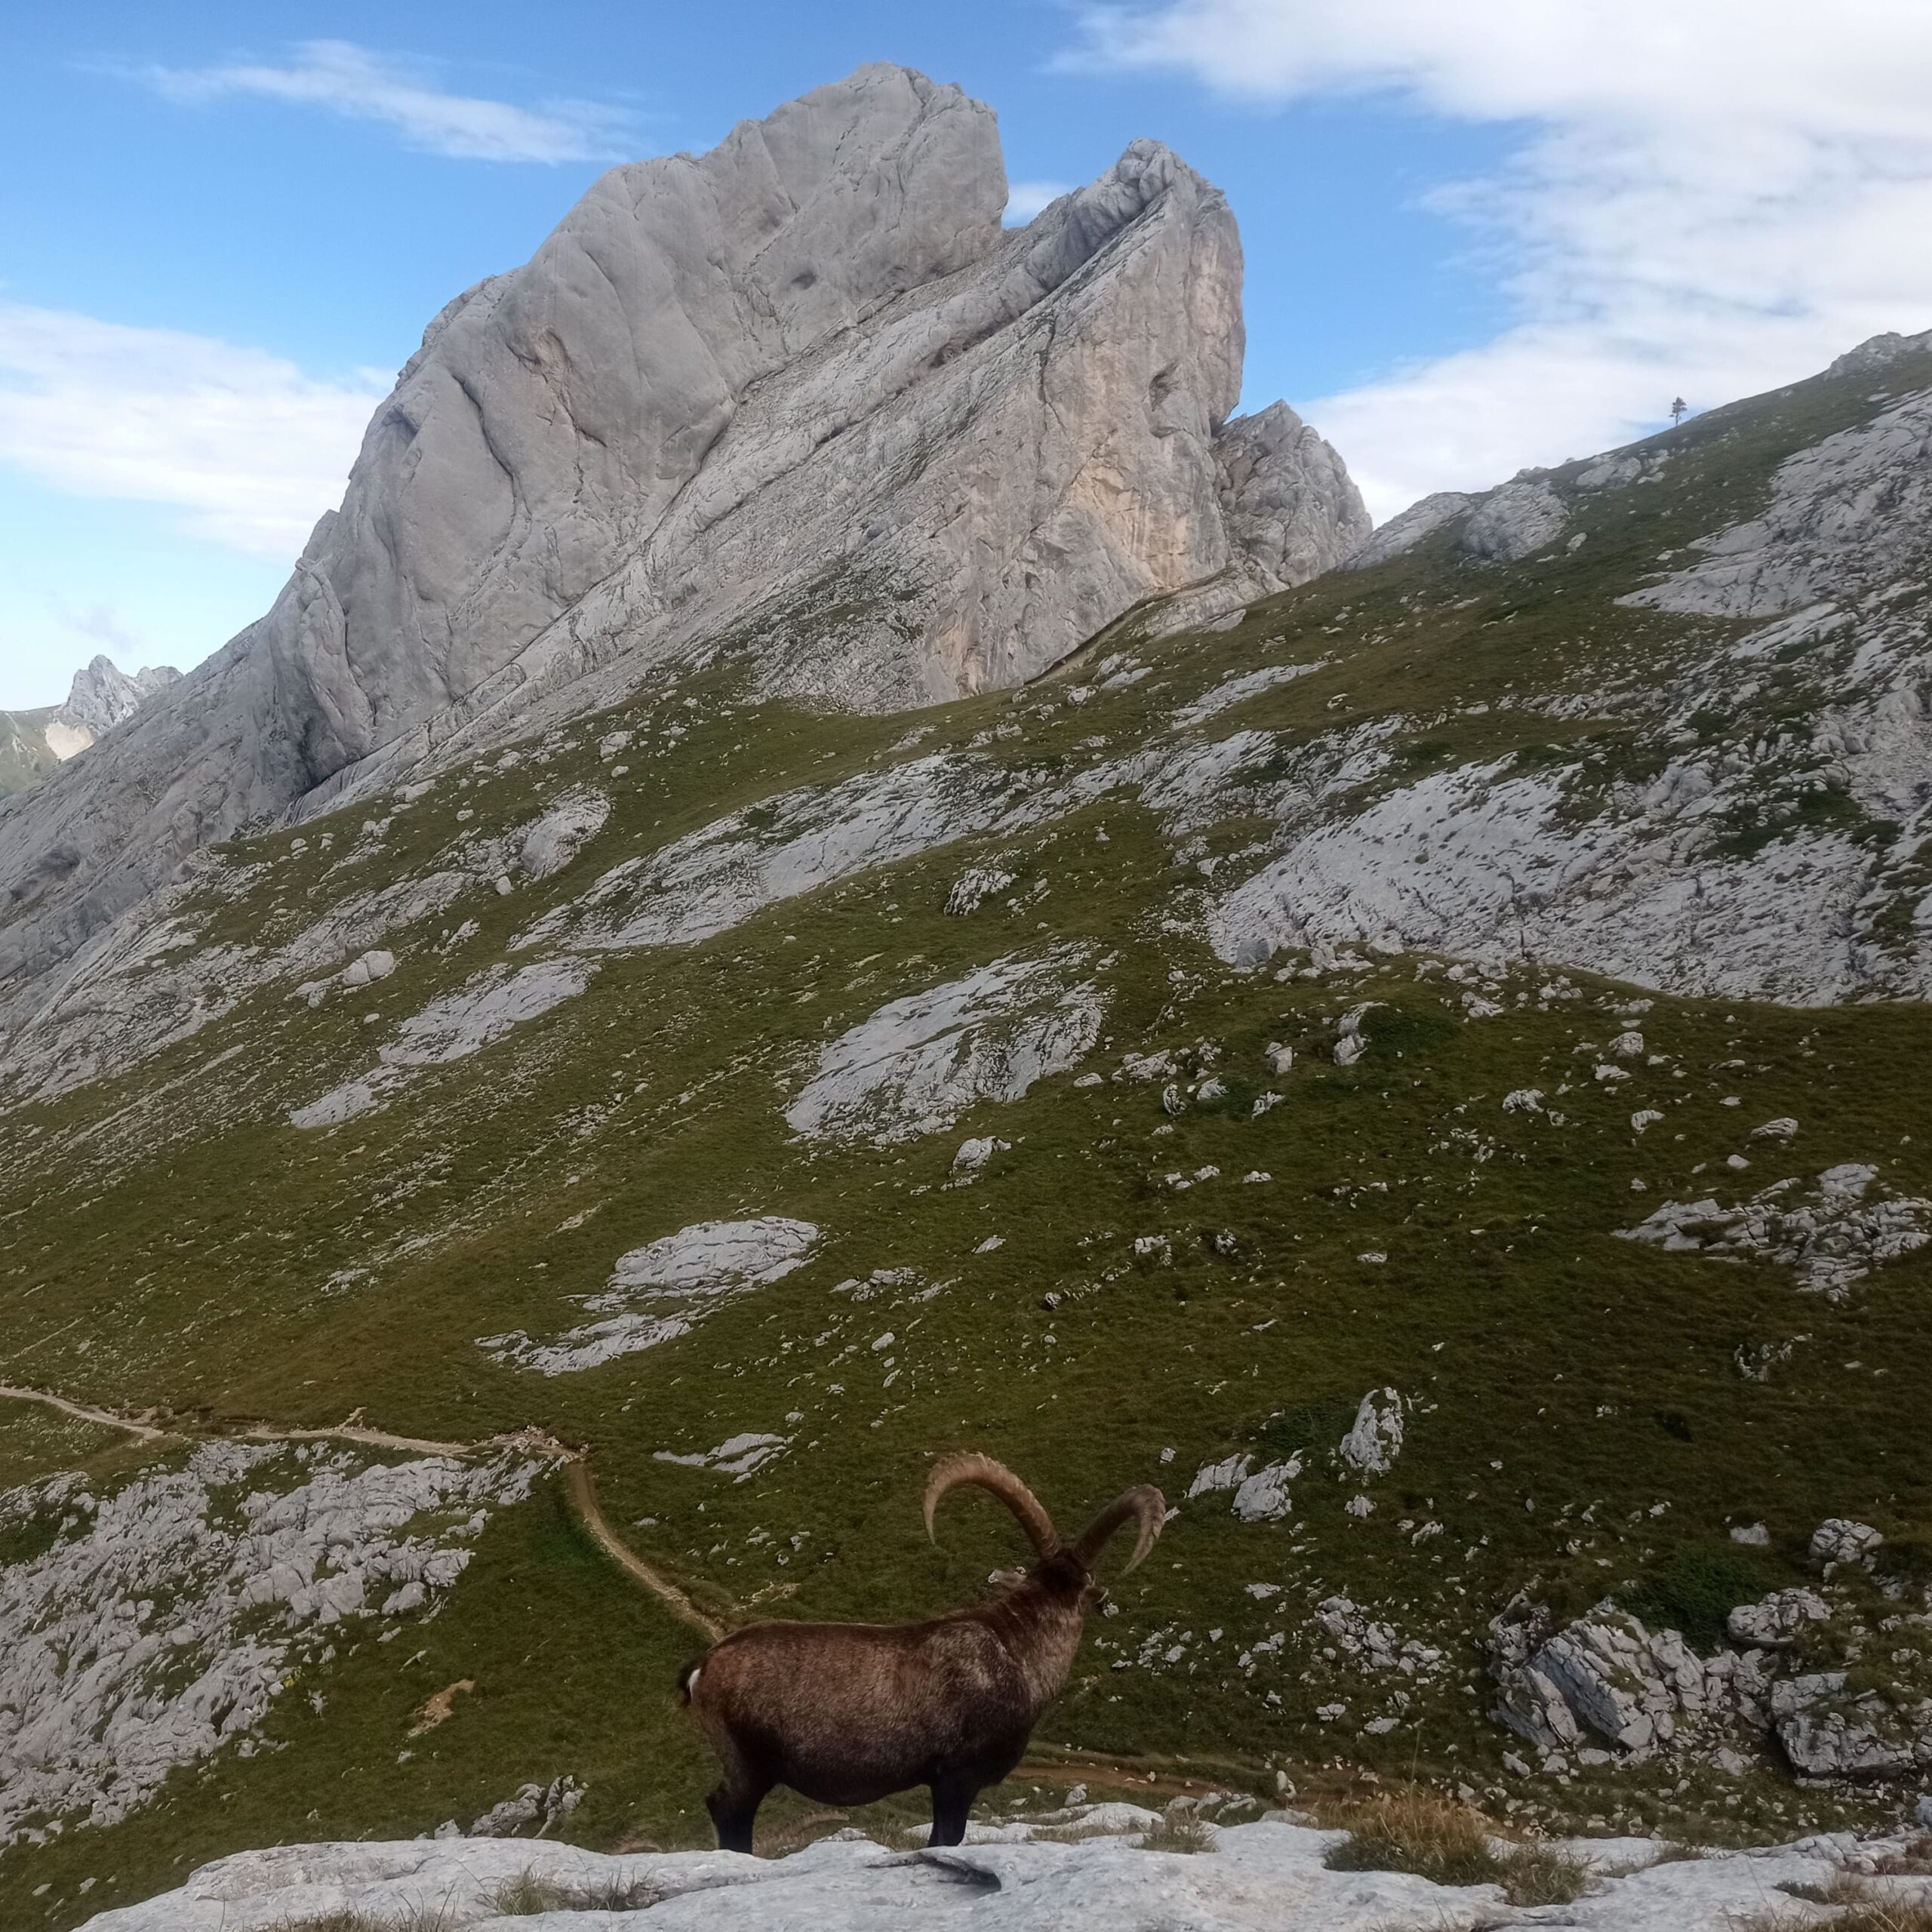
<box><xmin>706</xmin><ymin>1776</ymin><xmax>770</xmax><ymax>1854</ymax></box>
<box><xmin>928</xmin><ymin>1776</ymin><xmax>983</xmax><ymax>1847</ymax></box>
<box><xmin>701</xmin><ymin>1730</ymin><xmax>773</xmax><ymax>1854</ymax></box>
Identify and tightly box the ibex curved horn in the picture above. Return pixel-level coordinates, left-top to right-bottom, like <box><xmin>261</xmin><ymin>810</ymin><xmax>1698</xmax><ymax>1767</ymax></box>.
<box><xmin>923</xmin><ymin>1451</ymin><xmax>1060</xmax><ymax>1560</ymax></box>
<box><xmin>1071</xmin><ymin>1484</ymin><xmax>1166</xmax><ymax>1574</ymax></box>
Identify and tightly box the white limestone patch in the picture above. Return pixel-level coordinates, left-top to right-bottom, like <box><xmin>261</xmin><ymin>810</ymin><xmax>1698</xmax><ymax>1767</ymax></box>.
<box><xmin>784</xmin><ymin>946</ymin><xmax>1103</xmax><ymax>1146</ymax></box>
<box><xmin>945</xmin><ymin>864</ymin><xmax>1018</xmax><ymax>915</ymax></box>
<box><xmin>0</xmin><ymin>1442</ymin><xmax>534</xmax><ymax>1849</ymax></box>
<box><xmin>76</xmin><ymin>1814</ymin><xmax>1932</xmax><ymax>1932</ymax></box>
<box><xmin>480</xmin><ymin>1217</ymin><xmax>819</xmax><ymax>1376</ymax></box>
<box><xmin>291</xmin><ymin>956</ymin><xmax>594</xmax><ymax>1128</ymax></box>
<box><xmin>1616</xmin><ymin>1162</ymin><xmax>1932</xmax><ymax>1298</ymax></box>
<box><xmin>517</xmin><ymin>755</ymin><xmax>1024</xmax><ymax>954</ymax></box>
<box><xmin>1204</xmin><ymin>759</ymin><xmax>1896</xmax><ymax>1005</ymax></box>
<box><xmin>654</xmin><ymin>1432</ymin><xmax>791</xmax><ymax>1481</ymax></box>
<box><xmin>1171</xmin><ymin>660</ymin><xmax>1323</xmax><ymax>729</ymax></box>
<box><xmin>518</xmin><ymin>786</ymin><xmax>611</xmax><ymax>880</ymax></box>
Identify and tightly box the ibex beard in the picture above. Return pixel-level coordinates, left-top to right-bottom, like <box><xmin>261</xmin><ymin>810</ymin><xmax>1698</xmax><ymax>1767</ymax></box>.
<box><xmin>678</xmin><ymin>1451</ymin><xmax>1165</xmax><ymax>1852</ymax></box>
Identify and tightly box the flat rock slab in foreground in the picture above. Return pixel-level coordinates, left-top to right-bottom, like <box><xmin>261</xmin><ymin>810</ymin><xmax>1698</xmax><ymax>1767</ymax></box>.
<box><xmin>77</xmin><ymin>1818</ymin><xmax>1932</xmax><ymax>1930</ymax></box>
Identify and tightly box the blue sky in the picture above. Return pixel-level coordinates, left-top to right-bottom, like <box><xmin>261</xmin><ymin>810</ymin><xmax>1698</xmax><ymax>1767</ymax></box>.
<box><xmin>3</xmin><ymin>1</ymin><xmax>1929</xmax><ymax>706</ymax></box>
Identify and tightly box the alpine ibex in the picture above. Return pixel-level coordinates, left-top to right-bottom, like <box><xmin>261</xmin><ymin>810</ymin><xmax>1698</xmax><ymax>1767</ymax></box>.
<box><xmin>678</xmin><ymin>1452</ymin><xmax>1165</xmax><ymax>1850</ymax></box>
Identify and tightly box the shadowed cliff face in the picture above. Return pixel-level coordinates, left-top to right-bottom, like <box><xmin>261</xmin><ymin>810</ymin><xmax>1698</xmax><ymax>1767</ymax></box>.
<box><xmin>0</xmin><ymin>63</ymin><xmax>1366</xmax><ymax>1026</ymax></box>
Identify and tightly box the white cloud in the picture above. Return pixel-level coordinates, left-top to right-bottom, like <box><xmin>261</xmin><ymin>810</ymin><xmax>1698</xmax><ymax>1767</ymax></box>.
<box><xmin>0</xmin><ymin>302</ymin><xmax>386</xmax><ymax>560</ymax></box>
<box><xmin>1004</xmin><ymin>180</ymin><xmax>1075</xmax><ymax>225</ymax></box>
<box><xmin>136</xmin><ymin>39</ymin><xmax>634</xmax><ymax>163</ymax></box>
<box><xmin>1069</xmin><ymin>1</ymin><xmax>1932</xmax><ymax>518</ymax></box>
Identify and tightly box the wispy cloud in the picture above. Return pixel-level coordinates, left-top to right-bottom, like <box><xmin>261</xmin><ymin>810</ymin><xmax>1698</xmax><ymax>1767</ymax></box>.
<box><xmin>1068</xmin><ymin>0</ymin><xmax>1932</xmax><ymax>519</ymax></box>
<box><xmin>0</xmin><ymin>303</ymin><xmax>386</xmax><ymax>560</ymax></box>
<box><xmin>1004</xmin><ymin>180</ymin><xmax>1075</xmax><ymax>225</ymax></box>
<box><xmin>134</xmin><ymin>39</ymin><xmax>635</xmax><ymax>163</ymax></box>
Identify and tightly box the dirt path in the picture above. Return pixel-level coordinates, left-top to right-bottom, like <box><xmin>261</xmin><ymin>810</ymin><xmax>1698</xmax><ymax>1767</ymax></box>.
<box><xmin>0</xmin><ymin>1383</ymin><xmax>177</xmax><ymax>1443</ymax></box>
<box><xmin>565</xmin><ymin>1459</ymin><xmax>728</xmax><ymax>1643</ymax></box>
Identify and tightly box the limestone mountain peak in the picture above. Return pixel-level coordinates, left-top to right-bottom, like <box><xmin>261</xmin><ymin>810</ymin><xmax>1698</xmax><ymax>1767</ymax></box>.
<box><xmin>0</xmin><ymin>62</ymin><xmax>1365</xmax><ymax>1018</ymax></box>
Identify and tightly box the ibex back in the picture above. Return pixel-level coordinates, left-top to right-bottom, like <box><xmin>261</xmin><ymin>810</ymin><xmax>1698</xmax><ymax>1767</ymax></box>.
<box><xmin>678</xmin><ymin>1452</ymin><xmax>1164</xmax><ymax>1851</ymax></box>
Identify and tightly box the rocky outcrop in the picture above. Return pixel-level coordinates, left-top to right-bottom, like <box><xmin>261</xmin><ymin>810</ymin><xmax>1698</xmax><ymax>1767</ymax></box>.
<box><xmin>72</xmin><ymin>1817</ymin><xmax>1932</xmax><ymax>1932</ymax></box>
<box><xmin>56</xmin><ymin>658</ymin><xmax>182</xmax><ymax>746</ymax></box>
<box><xmin>1615</xmin><ymin>1164</ymin><xmax>1932</xmax><ymax>1300</ymax></box>
<box><xmin>1458</xmin><ymin>478</ymin><xmax>1569</xmax><ymax>561</ymax></box>
<box><xmin>1343</xmin><ymin>491</ymin><xmax>1472</xmax><ymax>569</ymax></box>
<box><xmin>1625</xmin><ymin>370</ymin><xmax>1932</xmax><ymax>618</ymax></box>
<box><xmin>1490</xmin><ymin>1598</ymin><xmax>1767</xmax><ymax>1761</ymax></box>
<box><xmin>0</xmin><ymin>64</ymin><xmax>1363</xmax><ymax>1033</ymax></box>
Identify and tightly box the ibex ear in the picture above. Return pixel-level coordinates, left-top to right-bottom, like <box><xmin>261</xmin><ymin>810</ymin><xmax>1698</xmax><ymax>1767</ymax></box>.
<box><xmin>1072</xmin><ymin>1485</ymin><xmax>1167</xmax><ymax>1574</ymax></box>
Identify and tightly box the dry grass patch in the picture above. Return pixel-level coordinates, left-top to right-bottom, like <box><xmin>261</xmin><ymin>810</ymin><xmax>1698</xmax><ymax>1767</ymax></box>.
<box><xmin>1324</xmin><ymin>1793</ymin><xmax>1589</xmax><ymax>1906</ymax></box>
<box><xmin>1138</xmin><ymin>1811</ymin><xmax>1217</xmax><ymax>1854</ymax></box>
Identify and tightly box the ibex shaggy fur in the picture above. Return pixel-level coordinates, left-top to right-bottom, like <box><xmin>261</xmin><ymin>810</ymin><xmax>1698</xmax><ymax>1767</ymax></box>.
<box><xmin>678</xmin><ymin>1452</ymin><xmax>1164</xmax><ymax>1851</ymax></box>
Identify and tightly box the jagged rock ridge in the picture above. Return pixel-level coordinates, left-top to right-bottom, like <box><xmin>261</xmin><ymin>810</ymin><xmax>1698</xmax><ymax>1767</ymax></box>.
<box><xmin>0</xmin><ymin>63</ymin><xmax>1366</xmax><ymax>1028</ymax></box>
<box><xmin>0</xmin><ymin>657</ymin><xmax>180</xmax><ymax>798</ymax></box>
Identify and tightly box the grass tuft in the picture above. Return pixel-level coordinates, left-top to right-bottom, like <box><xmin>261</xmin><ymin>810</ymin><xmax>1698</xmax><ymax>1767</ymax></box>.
<box><xmin>1497</xmin><ymin>1841</ymin><xmax>1592</xmax><ymax>1906</ymax></box>
<box><xmin>1137</xmin><ymin>1811</ymin><xmax>1217</xmax><ymax>1854</ymax></box>
<box><xmin>273</xmin><ymin>1906</ymin><xmax>457</xmax><ymax>1932</ymax></box>
<box><xmin>481</xmin><ymin>1866</ymin><xmax>657</xmax><ymax>1915</ymax></box>
<box><xmin>1324</xmin><ymin>1793</ymin><xmax>1505</xmax><ymax>1887</ymax></box>
<box><xmin>1325</xmin><ymin>1793</ymin><xmax>1589</xmax><ymax>1904</ymax></box>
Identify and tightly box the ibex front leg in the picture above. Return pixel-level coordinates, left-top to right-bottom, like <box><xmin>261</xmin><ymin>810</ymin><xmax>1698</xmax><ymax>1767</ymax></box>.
<box><xmin>928</xmin><ymin>1773</ymin><xmax>983</xmax><ymax>1847</ymax></box>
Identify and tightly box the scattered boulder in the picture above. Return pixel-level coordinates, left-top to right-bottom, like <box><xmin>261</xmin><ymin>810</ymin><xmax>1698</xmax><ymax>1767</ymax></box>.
<box><xmin>1811</xmin><ymin>1518</ymin><xmax>1884</xmax><ymax>1570</ymax></box>
<box><xmin>951</xmin><ymin>1135</ymin><xmax>1011</xmax><ymax>1174</ymax></box>
<box><xmin>1230</xmin><ymin>1459</ymin><xmax>1301</xmax><ymax>1523</ymax></box>
<box><xmin>1338</xmin><ymin>1389</ymin><xmax>1403</xmax><ymax>1476</ymax></box>
<box><xmin>1727</xmin><ymin>1590</ymin><xmax>1830</xmax><ymax>1649</ymax></box>
<box><xmin>519</xmin><ymin>788</ymin><xmax>611</xmax><ymax>880</ymax></box>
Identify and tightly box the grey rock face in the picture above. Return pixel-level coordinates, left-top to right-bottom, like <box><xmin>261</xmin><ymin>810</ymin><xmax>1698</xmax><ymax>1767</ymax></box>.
<box><xmin>1459</xmin><ymin>478</ymin><xmax>1570</xmax><ymax>561</ymax></box>
<box><xmin>1344</xmin><ymin>491</ymin><xmax>1472</xmax><ymax>569</ymax></box>
<box><xmin>0</xmin><ymin>1442</ymin><xmax>535</xmax><ymax>1847</ymax></box>
<box><xmin>0</xmin><ymin>64</ymin><xmax>1364</xmax><ymax>1032</ymax></box>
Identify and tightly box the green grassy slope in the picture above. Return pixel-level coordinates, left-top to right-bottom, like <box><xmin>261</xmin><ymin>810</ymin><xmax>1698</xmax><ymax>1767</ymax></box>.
<box><xmin>2</xmin><ymin>350</ymin><xmax>1930</xmax><ymax>1924</ymax></box>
